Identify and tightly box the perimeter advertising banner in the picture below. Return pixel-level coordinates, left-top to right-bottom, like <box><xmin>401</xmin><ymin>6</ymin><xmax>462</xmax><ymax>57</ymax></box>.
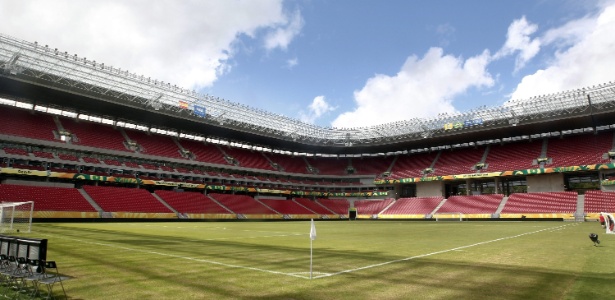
<box><xmin>374</xmin><ymin>163</ymin><xmax>615</xmax><ymax>185</ymax></box>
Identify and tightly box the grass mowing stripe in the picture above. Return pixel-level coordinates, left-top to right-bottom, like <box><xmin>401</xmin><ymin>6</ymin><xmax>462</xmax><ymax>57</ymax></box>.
<box><xmin>315</xmin><ymin>223</ymin><xmax>574</xmax><ymax>279</ymax></box>
<box><xmin>38</xmin><ymin>232</ymin><xmax>311</xmax><ymax>279</ymax></box>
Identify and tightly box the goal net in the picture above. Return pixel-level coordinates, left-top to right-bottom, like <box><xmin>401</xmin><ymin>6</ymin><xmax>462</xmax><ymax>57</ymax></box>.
<box><xmin>0</xmin><ymin>201</ymin><xmax>34</xmax><ymax>233</ymax></box>
<box><xmin>603</xmin><ymin>212</ymin><xmax>615</xmax><ymax>235</ymax></box>
<box><xmin>434</xmin><ymin>212</ymin><xmax>465</xmax><ymax>221</ymax></box>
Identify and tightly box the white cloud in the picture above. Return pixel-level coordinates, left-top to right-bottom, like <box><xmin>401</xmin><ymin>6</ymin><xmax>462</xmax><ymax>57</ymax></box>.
<box><xmin>0</xmin><ymin>0</ymin><xmax>299</xmax><ymax>89</ymax></box>
<box><xmin>494</xmin><ymin>16</ymin><xmax>541</xmax><ymax>72</ymax></box>
<box><xmin>300</xmin><ymin>96</ymin><xmax>335</xmax><ymax>124</ymax></box>
<box><xmin>510</xmin><ymin>3</ymin><xmax>615</xmax><ymax>100</ymax></box>
<box><xmin>286</xmin><ymin>57</ymin><xmax>299</xmax><ymax>69</ymax></box>
<box><xmin>331</xmin><ymin>48</ymin><xmax>494</xmax><ymax>128</ymax></box>
<box><xmin>264</xmin><ymin>9</ymin><xmax>304</xmax><ymax>51</ymax></box>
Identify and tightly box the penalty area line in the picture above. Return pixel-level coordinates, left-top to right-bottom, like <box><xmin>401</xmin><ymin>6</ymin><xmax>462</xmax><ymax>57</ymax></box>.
<box><xmin>41</xmin><ymin>233</ymin><xmax>309</xmax><ymax>279</ymax></box>
<box><xmin>312</xmin><ymin>223</ymin><xmax>572</xmax><ymax>279</ymax></box>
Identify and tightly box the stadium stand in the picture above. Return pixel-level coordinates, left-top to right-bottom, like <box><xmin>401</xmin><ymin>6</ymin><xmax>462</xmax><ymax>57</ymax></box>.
<box><xmin>266</xmin><ymin>153</ymin><xmax>309</xmax><ymax>173</ymax></box>
<box><xmin>222</xmin><ymin>147</ymin><xmax>274</xmax><ymax>170</ymax></box>
<box><xmin>388</xmin><ymin>152</ymin><xmax>438</xmax><ymax>179</ymax></box>
<box><xmin>354</xmin><ymin>199</ymin><xmax>394</xmax><ymax>215</ymax></box>
<box><xmin>305</xmin><ymin>157</ymin><xmax>350</xmax><ymax>175</ymax></box>
<box><xmin>433</xmin><ymin>147</ymin><xmax>485</xmax><ymax>176</ymax></box>
<box><xmin>60</xmin><ymin>117</ymin><xmax>130</xmax><ymax>152</ymax></box>
<box><xmin>0</xmin><ymin>105</ymin><xmax>57</xmax><ymax>141</ymax></box>
<box><xmin>381</xmin><ymin>197</ymin><xmax>444</xmax><ymax>215</ymax></box>
<box><xmin>293</xmin><ymin>198</ymin><xmax>334</xmax><ymax>215</ymax></box>
<box><xmin>484</xmin><ymin>141</ymin><xmax>542</xmax><ymax>172</ymax></box>
<box><xmin>155</xmin><ymin>190</ymin><xmax>229</xmax><ymax>214</ymax></box>
<box><xmin>0</xmin><ymin>184</ymin><xmax>96</xmax><ymax>212</ymax></box>
<box><xmin>83</xmin><ymin>185</ymin><xmax>172</xmax><ymax>213</ymax></box>
<box><xmin>436</xmin><ymin>194</ymin><xmax>504</xmax><ymax>214</ymax></box>
<box><xmin>501</xmin><ymin>192</ymin><xmax>577</xmax><ymax>213</ymax></box>
<box><xmin>208</xmin><ymin>193</ymin><xmax>277</xmax><ymax>214</ymax></box>
<box><xmin>124</xmin><ymin>128</ymin><xmax>185</xmax><ymax>159</ymax></box>
<box><xmin>546</xmin><ymin>133</ymin><xmax>612</xmax><ymax>167</ymax></box>
<box><xmin>317</xmin><ymin>198</ymin><xmax>350</xmax><ymax>214</ymax></box>
<box><xmin>179</xmin><ymin>140</ymin><xmax>228</xmax><ymax>165</ymax></box>
<box><xmin>584</xmin><ymin>190</ymin><xmax>615</xmax><ymax>213</ymax></box>
<box><xmin>258</xmin><ymin>198</ymin><xmax>316</xmax><ymax>214</ymax></box>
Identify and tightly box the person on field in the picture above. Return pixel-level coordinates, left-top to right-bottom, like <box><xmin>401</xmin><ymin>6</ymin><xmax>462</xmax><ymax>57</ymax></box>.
<box><xmin>599</xmin><ymin>213</ymin><xmax>606</xmax><ymax>229</ymax></box>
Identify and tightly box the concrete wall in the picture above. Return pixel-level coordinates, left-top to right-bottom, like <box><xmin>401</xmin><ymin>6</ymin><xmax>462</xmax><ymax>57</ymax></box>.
<box><xmin>417</xmin><ymin>181</ymin><xmax>443</xmax><ymax>197</ymax></box>
<box><xmin>527</xmin><ymin>173</ymin><xmax>565</xmax><ymax>193</ymax></box>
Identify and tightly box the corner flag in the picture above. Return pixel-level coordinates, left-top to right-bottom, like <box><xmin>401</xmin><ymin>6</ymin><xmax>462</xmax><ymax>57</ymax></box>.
<box><xmin>310</xmin><ymin>219</ymin><xmax>317</xmax><ymax>240</ymax></box>
<box><xmin>309</xmin><ymin>219</ymin><xmax>316</xmax><ymax>279</ymax></box>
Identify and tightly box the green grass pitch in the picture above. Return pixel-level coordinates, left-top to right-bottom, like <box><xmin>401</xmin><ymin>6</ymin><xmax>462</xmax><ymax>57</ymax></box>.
<box><xmin>8</xmin><ymin>220</ymin><xmax>615</xmax><ymax>299</ymax></box>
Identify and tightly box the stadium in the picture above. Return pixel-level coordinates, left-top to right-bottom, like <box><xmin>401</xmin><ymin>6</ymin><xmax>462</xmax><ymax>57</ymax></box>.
<box><xmin>1</xmin><ymin>31</ymin><xmax>615</xmax><ymax>299</ymax></box>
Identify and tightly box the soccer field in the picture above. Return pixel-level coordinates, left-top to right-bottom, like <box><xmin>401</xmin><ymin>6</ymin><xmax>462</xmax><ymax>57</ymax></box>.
<box><xmin>10</xmin><ymin>220</ymin><xmax>615</xmax><ymax>299</ymax></box>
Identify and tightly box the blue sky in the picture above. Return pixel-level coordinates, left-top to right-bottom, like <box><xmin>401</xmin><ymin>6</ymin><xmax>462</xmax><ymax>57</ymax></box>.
<box><xmin>1</xmin><ymin>0</ymin><xmax>614</xmax><ymax>128</ymax></box>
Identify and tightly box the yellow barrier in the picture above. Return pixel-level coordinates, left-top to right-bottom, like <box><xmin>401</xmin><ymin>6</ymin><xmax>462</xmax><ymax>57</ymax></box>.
<box><xmin>33</xmin><ymin>211</ymin><xmax>100</xmax><ymax>218</ymax></box>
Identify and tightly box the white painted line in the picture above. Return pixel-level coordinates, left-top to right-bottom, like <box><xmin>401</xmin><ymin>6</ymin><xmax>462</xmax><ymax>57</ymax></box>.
<box><xmin>39</xmin><ymin>223</ymin><xmax>571</xmax><ymax>280</ymax></box>
<box><xmin>312</xmin><ymin>224</ymin><xmax>571</xmax><ymax>279</ymax></box>
<box><xmin>43</xmin><ymin>233</ymin><xmax>309</xmax><ymax>279</ymax></box>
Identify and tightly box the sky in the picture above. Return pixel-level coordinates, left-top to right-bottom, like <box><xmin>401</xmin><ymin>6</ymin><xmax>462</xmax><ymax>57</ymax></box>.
<box><xmin>1</xmin><ymin>0</ymin><xmax>614</xmax><ymax>129</ymax></box>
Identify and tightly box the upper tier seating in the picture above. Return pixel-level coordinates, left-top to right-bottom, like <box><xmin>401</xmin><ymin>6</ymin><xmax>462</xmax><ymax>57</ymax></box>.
<box><xmin>60</xmin><ymin>117</ymin><xmax>130</xmax><ymax>152</ymax></box>
<box><xmin>317</xmin><ymin>198</ymin><xmax>349</xmax><ymax>214</ymax></box>
<box><xmin>266</xmin><ymin>153</ymin><xmax>309</xmax><ymax>174</ymax></box>
<box><xmin>155</xmin><ymin>190</ymin><xmax>228</xmax><ymax>213</ymax></box>
<box><xmin>546</xmin><ymin>133</ymin><xmax>612</xmax><ymax>167</ymax></box>
<box><xmin>352</xmin><ymin>156</ymin><xmax>394</xmax><ymax>175</ymax></box>
<box><xmin>354</xmin><ymin>199</ymin><xmax>394</xmax><ymax>215</ymax></box>
<box><xmin>0</xmin><ymin>106</ymin><xmax>57</xmax><ymax>141</ymax></box>
<box><xmin>179</xmin><ymin>140</ymin><xmax>228</xmax><ymax>165</ymax></box>
<box><xmin>124</xmin><ymin>129</ymin><xmax>184</xmax><ymax>159</ymax></box>
<box><xmin>584</xmin><ymin>190</ymin><xmax>615</xmax><ymax>213</ymax></box>
<box><xmin>436</xmin><ymin>194</ymin><xmax>504</xmax><ymax>214</ymax></box>
<box><xmin>3</xmin><ymin>147</ymin><xmax>29</xmax><ymax>156</ymax></box>
<box><xmin>306</xmin><ymin>157</ymin><xmax>350</xmax><ymax>175</ymax></box>
<box><xmin>389</xmin><ymin>152</ymin><xmax>438</xmax><ymax>179</ymax></box>
<box><xmin>209</xmin><ymin>193</ymin><xmax>277</xmax><ymax>214</ymax></box>
<box><xmin>294</xmin><ymin>198</ymin><xmax>334</xmax><ymax>214</ymax></box>
<box><xmin>501</xmin><ymin>192</ymin><xmax>577</xmax><ymax>213</ymax></box>
<box><xmin>32</xmin><ymin>151</ymin><xmax>54</xmax><ymax>159</ymax></box>
<box><xmin>381</xmin><ymin>197</ymin><xmax>444</xmax><ymax>215</ymax></box>
<box><xmin>0</xmin><ymin>184</ymin><xmax>96</xmax><ymax>211</ymax></box>
<box><xmin>484</xmin><ymin>141</ymin><xmax>542</xmax><ymax>172</ymax></box>
<box><xmin>57</xmin><ymin>153</ymin><xmax>80</xmax><ymax>162</ymax></box>
<box><xmin>433</xmin><ymin>147</ymin><xmax>485</xmax><ymax>176</ymax></box>
<box><xmin>259</xmin><ymin>198</ymin><xmax>315</xmax><ymax>214</ymax></box>
<box><xmin>83</xmin><ymin>185</ymin><xmax>172</xmax><ymax>213</ymax></box>
<box><xmin>223</xmin><ymin>147</ymin><xmax>274</xmax><ymax>170</ymax></box>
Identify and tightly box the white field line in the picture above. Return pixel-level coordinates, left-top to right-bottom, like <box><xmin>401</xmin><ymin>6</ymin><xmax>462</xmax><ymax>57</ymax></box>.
<box><xmin>41</xmin><ymin>223</ymin><xmax>573</xmax><ymax>280</ymax></box>
<box><xmin>43</xmin><ymin>232</ymin><xmax>310</xmax><ymax>279</ymax></box>
<box><xmin>312</xmin><ymin>223</ymin><xmax>573</xmax><ymax>279</ymax></box>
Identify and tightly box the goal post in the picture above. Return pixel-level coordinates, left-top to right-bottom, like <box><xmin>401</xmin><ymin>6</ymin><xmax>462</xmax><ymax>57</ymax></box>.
<box><xmin>434</xmin><ymin>212</ymin><xmax>465</xmax><ymax>222</ymax></box>
<box><xmin>0</xmin><ymin>201</ymin><xmax>34</xmax><ymax>233</ymax></box>
<box><xmin>602</xmin><ymin>212</ymin><xmax>615</xmax><ymax>234</ymax></box>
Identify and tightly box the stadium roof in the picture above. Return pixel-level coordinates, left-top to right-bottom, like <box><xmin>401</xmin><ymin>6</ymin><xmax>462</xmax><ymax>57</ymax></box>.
<box><xmin>2</xmin><ymin>33</ymin><xmax>615</xmax><ymax>154</ymax></box>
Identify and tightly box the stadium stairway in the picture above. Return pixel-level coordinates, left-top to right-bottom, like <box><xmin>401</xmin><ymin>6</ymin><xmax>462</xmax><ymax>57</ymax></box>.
<box><xmin>493</xmin><ymin>196</ymin><xmax>509</xmax><ymax>218</ymax></box>
<box><xmin>78</xmin><ymin>188</ymin><xmax>103</xmax><ymax>213</ymax></box>
<box><xmin>206</xmin><ymin>194</ymin><xmax>235</xmax><ymax>214</ymax></box>
<box><xmin>254</xmin><ymin>197</ymin><xmax>281</xmax><ymax>215</ymax></box>
<box><xmin>151</xmin><ymin>192</ymin><xmax>179</xmax><ymax>216</ymax></box>
<box><xmin>428</xmin><ymin>197</ymin><xmax>448</xmax><ymax>217</ymax></box>
<box><xmin>379</xmin><ymin>200</ymin><xmax>397</xmax><ymax>215</ymax></box>
<box><xmin>575</xmin><ymin>194</ymin><xmax>585</xmax><ymax>221</ymax></box>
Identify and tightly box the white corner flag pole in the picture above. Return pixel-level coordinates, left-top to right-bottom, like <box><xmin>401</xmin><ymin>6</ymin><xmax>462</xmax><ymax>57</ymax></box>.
<box><xmin>310</xmin><ymin>218</ymin><xmax>316</xmax><ymax>279</ymax></box>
